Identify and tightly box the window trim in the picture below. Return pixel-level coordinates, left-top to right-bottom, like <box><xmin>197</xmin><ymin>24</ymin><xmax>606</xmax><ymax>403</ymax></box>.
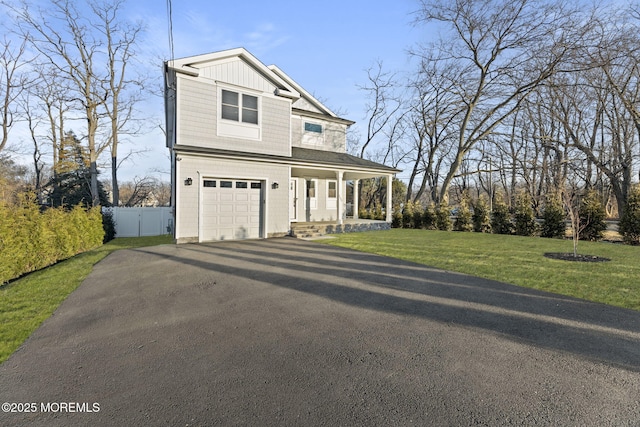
<box><xmin>217</xmin><ymin>86</ymin><xmax>262</xmax><ymax>141</ymax></box>
<box><xmin>326</xmin><ymin>180</ymin><xmax>337</xmax><ymax>209</ymax></box>
<box><xmin>301</xmin><ymin>119</ymin><xmax>325</xmax><ymax>146</ymax></box>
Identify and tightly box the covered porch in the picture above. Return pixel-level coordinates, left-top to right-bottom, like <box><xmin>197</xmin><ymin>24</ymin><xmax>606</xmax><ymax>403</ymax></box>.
<box><xmin>287</xmin><ymin>147</ymin><xmax>400</xmax><ymax>236</ymax></box>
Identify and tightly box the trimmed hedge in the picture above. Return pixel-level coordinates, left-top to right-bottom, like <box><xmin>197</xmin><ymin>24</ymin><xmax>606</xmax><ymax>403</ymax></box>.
<box><xmin>0</xmin><ymin>195</ymin><xmax>104</xmax><ymax>284</ymax></box>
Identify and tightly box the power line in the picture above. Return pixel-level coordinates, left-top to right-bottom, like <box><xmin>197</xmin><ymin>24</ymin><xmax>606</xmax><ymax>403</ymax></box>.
<box><xmin>166</xmin><ymin>0</ymin><xmax>175</xmax><ymax>62</ymax></box>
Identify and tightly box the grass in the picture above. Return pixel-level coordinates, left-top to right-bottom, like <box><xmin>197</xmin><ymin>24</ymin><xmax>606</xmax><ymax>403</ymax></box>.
<box><xmin>0</xmin><ymin>235</ymin><xmax>173</xmax><ymax>364</ymax></box>
<box><xmin>323</xmin><ymin>229</ymin><xmax>640</xmax><ymax>311</ymax></box>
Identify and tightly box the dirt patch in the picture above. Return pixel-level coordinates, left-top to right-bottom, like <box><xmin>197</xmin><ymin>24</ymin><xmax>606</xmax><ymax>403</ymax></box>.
<box><xmin>544</xmin><ymin>252</ymin><xmax>611</xmax><ymax>262</ymax></box>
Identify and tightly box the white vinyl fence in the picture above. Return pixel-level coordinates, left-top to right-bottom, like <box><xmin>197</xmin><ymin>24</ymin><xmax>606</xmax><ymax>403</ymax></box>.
<box><xmin>103</xmin><ymin>207</ymin><xmax>173</xmax><ymax>237</ymax></box>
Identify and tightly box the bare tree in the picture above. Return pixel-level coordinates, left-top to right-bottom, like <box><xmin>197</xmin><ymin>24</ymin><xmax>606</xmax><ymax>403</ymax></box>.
<box><xmin>357</xmin><ymin>60</ymin><xmax>403</xmax><ymax>159</ymax></box>
<box><xmin>119</xmin><ymin>176</ymin><xmax>158</xmax><ymax>207</ymax></box>
<box><xmin>93</xmin><ymin>0</ymin><xmax>145</xmax><ymax>207</ymax></box>
<box><xmin>404</xmin><ymin>59</ymin><xmax>459</xmax><ymax>204</ymax></box>
<box><xmin>413</xmin><ymin>0</ymin><xmax>578</xmax><ymax>203</ymax></box>
<box><xmin>0</xmin><ymin>35</ymin><xmax>30</xmax><ymax>153</ymax></box>
<box><xmin>10</xmin><ymin>0</ymin><xmax>146</xmax><ymax>207</ymax></box>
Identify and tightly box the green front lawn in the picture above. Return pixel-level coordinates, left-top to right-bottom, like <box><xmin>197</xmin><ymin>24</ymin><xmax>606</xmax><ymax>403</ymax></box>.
<box><xmin>0</xmin><ymin>235</ymin><xmax>173</xmax><ymax>364</ymax></box>
<box><xmin>324</xmin><ymin>229</ymin><xmax>640</xmax><ymax>311</ymax></box>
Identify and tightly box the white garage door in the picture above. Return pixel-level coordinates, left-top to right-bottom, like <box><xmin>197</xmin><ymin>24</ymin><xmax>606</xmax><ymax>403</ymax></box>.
<box><xmin>201</xmin><ymin>179</ymin><xmax>263</xmax><ymax>241</ymax></box>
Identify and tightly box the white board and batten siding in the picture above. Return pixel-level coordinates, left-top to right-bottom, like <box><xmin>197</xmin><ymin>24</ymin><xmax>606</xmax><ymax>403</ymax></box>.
<box><xmin>103</xmin><ymin>207</ymin><xmax>173</xmax><ymax>238</ymax></box>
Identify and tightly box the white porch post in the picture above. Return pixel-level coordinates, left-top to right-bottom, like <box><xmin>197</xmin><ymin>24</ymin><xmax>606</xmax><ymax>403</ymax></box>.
<box><xmin>353</xmin><ymin>179</ymin><xmax>359</xmax><ymax>219</ymax></box>
<box><xmin>336</xmin><ymin>170</ymin><xmax>344</xmax><ymax>224</ymax></box>
<box><xmin>386</xmin><ymin>174</ymin><xmax>393</xmax><ymax>222</ymax></box>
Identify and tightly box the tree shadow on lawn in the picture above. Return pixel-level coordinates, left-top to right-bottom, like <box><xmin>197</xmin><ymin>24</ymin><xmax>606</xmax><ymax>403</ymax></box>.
<box><xmin>134</xmin><ymin>238</ymin><xmax>640</xmax><ymax>372</ymax></box>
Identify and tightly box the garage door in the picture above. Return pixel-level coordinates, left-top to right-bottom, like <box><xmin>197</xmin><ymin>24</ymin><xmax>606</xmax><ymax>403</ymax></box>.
<box><xmin>201</xmin><ymin>179</ymin><xmax>263</xmax><ymax>241</ymax></box>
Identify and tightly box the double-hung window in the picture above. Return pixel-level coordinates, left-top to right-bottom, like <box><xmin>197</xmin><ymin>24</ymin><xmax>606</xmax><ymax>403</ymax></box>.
<box><xmin>221</xmin><ymin>89</ymin><xmax>258</xmax><ymax>125</ymax></box>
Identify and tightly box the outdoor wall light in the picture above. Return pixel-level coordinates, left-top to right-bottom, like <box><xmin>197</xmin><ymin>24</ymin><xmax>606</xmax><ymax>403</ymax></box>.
<box><xmin>184</xmin><ymin>177</ymin><xmax>193</xmax><ymax>186</ymax></box>
<box><xmin>272</xmin><ymin>181</ymin><xmax>279</xmax><ymax>189</ymax></box>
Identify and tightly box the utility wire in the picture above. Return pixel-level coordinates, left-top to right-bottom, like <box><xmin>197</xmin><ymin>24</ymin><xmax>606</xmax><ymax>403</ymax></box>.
<box><xmin>166</xmin><ymin>0</ymin><xmax>175</xmax><ymax>62</ymax></box>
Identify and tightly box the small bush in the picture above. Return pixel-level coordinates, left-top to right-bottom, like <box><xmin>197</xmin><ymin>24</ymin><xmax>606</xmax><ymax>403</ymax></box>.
<box><xmin>435</xmin><ymin>203</ymin><xmax>452</xmax><ymax>231</ymax></box>
<box><xmin>541</xmin><ymin>194</ymin><xmax>566</xmax><ymax>239</ymax></box>
<box><xmin>472</xmin><ymin>196</ymin><xmax>491</xmax><ymax>233</ymax></box>
<box><xmin>102</xmin><ymin>209</ymin><xmax>116</xmax><ymax>242</ymax></box>
<box><xmin>391</xmin><ymin>207</ymin><xmax>402</xmax><ymax>228</ymax></box>
<box><xmin>402</xmin><ymin>201</ymin><xmax>415</xmax><ymax>229</ymax></box>
<box><xmin>422</xmin><ymin>204</ymin><xmax>436</xmax><ymax>230</ymax></box>
<box><xmin>412</xmin><ymin>203</ymin><xmax>424</xmax><ymax>229</ymax></box>
<box><xmin>491</xmin><ymin>196</ymin><xmax>513</xmax><ymax>235</ymax></box>
<box><xmin>454</xmin><ymin>195</ymin><xmax>473</xmax><ymax>232</ymax></box>
<box><xmin>619</xmin><ymin>185</ymin><xmax>640</xmax><ymax>245</ymax></box>
<box><xmin>579</xmin><ymin>190</ymin><xmax>607</xmax><ymax>241</ymax></box>
<box><xmin>514</xmin><ymin>192</ymin><xmax>537</xmax><ymax>237</ymax></box>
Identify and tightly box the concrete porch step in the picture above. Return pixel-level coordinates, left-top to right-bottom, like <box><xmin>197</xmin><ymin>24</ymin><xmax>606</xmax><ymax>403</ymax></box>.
<box><xmin>291</xmin><ymin>220</ymin><xmax>391</xmax><ymax>239</ymax></box>
<box><xmin>290</xmin><ymin>224</ymin><xmax>324</xmax><ymax>239</ymax></box>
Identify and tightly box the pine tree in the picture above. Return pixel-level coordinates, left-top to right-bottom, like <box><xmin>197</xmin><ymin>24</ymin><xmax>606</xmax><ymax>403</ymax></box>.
<box><xmin>514</xmin><ymin>192</ymin><xmax>537</xmax><ymax>236</ymax></box>
<box><xmin>619</xmin><ymin>185</ymin><xmax>640</xmax><ymax>245</ymax></box>
<box><xmin>454</xmin><ymin>193</ymin><xmax>473</xmax><ymax>232</ymax></box>
<box><xmin>579</xmin><ymin>190</ymin><xmax>607</xmax><ymax>241</ymax></box>
<box><xmin>472</xmin><ymin>196</ymin><xmax>491</xmax><ymax>233</ymax></box>
<box><xmin>435</xmin><ymin>202</ymin><xmax>452</xmax><ymax>231</ymax></box>
<box><xmin>541</xmin><ymin>194</ymin><xmax>566</xmax><ymax>238</ymax></box>
<box><xmin>491</xmin><ymin>195</ymin><xmax>513</xmax><ymax>235</ymax></box>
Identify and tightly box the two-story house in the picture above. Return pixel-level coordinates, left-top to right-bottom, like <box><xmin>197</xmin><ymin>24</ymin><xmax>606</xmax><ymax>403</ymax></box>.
<box><xmin>164</xmin><ymin>48</ymin><xmax>399</xmax><ymax>243</ymax></box>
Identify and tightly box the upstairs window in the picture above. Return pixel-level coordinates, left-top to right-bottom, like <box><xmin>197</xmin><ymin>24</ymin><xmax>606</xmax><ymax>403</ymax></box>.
<box><xmin>304</xmin><ymin>122</ymin><xmax>323</xmax><ymax>134</ymax></box>
<box><xmin>221</xmin><ymin>89</ymin><xmax>259</xmax><ymax>125</ymax></box>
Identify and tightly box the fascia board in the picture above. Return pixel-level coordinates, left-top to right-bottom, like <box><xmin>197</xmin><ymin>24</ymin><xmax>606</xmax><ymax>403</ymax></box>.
<box><xmin>169</xmin><ymin>48</ymin><xmax>300</xmax><ymax>98</ymax></box>
<box><xmin>268</xmin><ymin>65</ymin><xmax>338</xmax><ymax>118</ymax></box>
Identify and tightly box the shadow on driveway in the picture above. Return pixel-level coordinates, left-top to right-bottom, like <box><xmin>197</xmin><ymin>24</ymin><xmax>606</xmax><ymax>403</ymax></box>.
<box><xmin>135</xmin><ymin>238</ymin><xmax>640</xmax><ymax>372</ymax></box>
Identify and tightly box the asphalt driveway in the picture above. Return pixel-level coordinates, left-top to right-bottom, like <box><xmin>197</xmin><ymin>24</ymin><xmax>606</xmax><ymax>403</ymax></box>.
<box><xmin>1</xmin><ymin>238</ymin><xmax>639</xmax><ymax>426</ymax></box>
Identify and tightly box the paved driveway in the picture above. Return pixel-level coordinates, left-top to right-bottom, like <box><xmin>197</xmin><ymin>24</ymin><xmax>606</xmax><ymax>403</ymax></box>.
<box><xmin>1</xmin><ymin>238</ymin><xmax>639</xmax><ymax>426</ymax></box>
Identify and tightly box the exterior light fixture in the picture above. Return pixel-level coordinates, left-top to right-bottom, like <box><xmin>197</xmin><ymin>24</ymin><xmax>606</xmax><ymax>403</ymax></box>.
<box><xmin>184</xmin><ymin>177</ymin><xmax>193</xmax><ymax>186</ymax></box>
<box><xmin>272</xmin><ymin>181</ymin><xmax>279</xmax><ymax>189</ymax></box>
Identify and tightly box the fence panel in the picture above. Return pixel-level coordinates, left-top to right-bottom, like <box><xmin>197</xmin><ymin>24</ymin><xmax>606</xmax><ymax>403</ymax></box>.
<box><xmin>103</xmin><ymin>207</ymin><xmax>173</xmax><ymax>237</ymax></box>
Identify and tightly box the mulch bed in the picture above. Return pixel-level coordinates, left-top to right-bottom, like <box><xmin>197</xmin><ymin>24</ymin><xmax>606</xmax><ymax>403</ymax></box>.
<box><xmin>543</xmin><ymin>252</ymin><xmax>611</xmax><ymax>262</ymax></box>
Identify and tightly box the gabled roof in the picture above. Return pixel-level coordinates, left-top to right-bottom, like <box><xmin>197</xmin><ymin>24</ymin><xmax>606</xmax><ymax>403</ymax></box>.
<box><xmin>268</xmin><ymin>65</ymin><xmax>336</xmax><ymax>118</ymax></box>
<box><xmin>166</xmin><ymin>47</ymin><xmax>354</xmax><ymax>125</ymax></box>
<box><xmin>166</xmin><ymin>48</ymin><xmax>300</xmax><ymax>100</ymax></box>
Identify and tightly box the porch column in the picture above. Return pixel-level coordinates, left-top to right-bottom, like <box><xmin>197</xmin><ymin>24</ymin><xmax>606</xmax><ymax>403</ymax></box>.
<box><xmin>336</xmin><ymin>170</ymin><xmax>344</xmax><ymax>225</ymax></box>
<box><xmin>353</xmin><ymin>179</ymin><xmax>359</xmax><ymax>219</ymax></box>
<box><xmin>386</xmin><ymin>174</ymin><xmax>393</xmax><ymax>222</ymax></box>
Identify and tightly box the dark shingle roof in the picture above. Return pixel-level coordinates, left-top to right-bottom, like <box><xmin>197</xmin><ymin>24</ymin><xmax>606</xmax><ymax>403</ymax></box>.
<box><xmin>291</xmin><ymin>147</ymin><xmax>399</xmax><ymax>173</ymax></box>
<box><xmin>173</xmin><ymin>145</ymin><xmax>400</xmax><ymax>174</ymax></box>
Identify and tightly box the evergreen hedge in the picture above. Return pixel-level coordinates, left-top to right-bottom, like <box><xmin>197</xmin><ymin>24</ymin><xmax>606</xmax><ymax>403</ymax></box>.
<box><xmin>0</xmin><ymin>195</ymin><xmax>104</xmax><ymax>284</ymax></box>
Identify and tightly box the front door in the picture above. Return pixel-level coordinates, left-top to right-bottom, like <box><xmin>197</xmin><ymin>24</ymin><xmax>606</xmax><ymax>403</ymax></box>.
<box><xmin>289</xmin><ymin>178</ymin><xmax>298</xmax><ymax>221</ymax></box>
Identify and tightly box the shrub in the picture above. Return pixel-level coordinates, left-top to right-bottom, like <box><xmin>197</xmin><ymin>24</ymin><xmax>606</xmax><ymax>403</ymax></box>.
<box><xmin>373</xmin><ymin>203</ymin><xmax>384</xmax><ymax>220</ymax></box>
<box><xmin>514</xmin><ymin>192</ymin><xmax>537</xmax><ymax>237</ymax></box>
<box><xmin>619</xmin><ymin>185</ymin><xmax>640</xmax><ymax>245</ymax></box>
<box><xmin>412</xmin><ymin>202</ymin><xmax>424</xmax><ymax>229</ymax></box>
<box><xmin>435</xmin><ymin>203</ymin><xmax>452</xmax><ymax>231</ymax></box>
<box><xmin>102</xmin><ymin>209</ymin><xmax>117</xmax><ymax>242</ymax></box>
<box><xmin>454</xmin><ymin>195</ymin><xmax>473</xmax><ymax>232</ymax></box>
<box><xmin>422</xmin><ymin>204</ymin><xmax>436</xmax><ymax>230</ymax></box>
<box><xmin>402</xmin><ymin>201</ymin><xmax>415</xmax><ymax>229</ymax></box>
<box><xmin>472</xmin><ymin>196</ymin><xmax>491</xmax><ymax>233</ymax></box>
<box><xmin>491</xmin><ymin>195</ymin><xmax>513</xmax><ymax>235</ymax></box>
<box><xmin>391</xmin><ymin>206</ymin><xmax>403</xmax><ymax>228</ymax></box>
<box><xmin>579</xmin><ymin>190</ymin><xmax>607</xmax><ymax>241</ymax></box>
<box><xmin>541</xmin><ymin>194</ymin><xmax>566</xmax><ymax>239</ymax></box>
<box><xmin>0</xmin><ymin>196</ymin><xmax>104</xmax><ymax>284</ymax></box>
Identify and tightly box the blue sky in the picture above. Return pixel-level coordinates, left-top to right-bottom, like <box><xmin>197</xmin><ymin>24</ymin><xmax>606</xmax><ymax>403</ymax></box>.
<box><xmin>119</xmin><ymin>0</ymin><xmax>427</xmax><ymax>181</ymax></box>
<box><xmin>7</xmin><ymin>0</ymin><xmax>428</xmax><ymax>182</ymax></box>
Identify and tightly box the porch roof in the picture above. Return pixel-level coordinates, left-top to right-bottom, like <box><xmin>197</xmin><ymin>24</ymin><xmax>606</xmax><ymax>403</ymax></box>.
<box><xmin>173</xmin><ymin>145</ymin><xmax>401</xmax><ymax>175</ymax></box>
